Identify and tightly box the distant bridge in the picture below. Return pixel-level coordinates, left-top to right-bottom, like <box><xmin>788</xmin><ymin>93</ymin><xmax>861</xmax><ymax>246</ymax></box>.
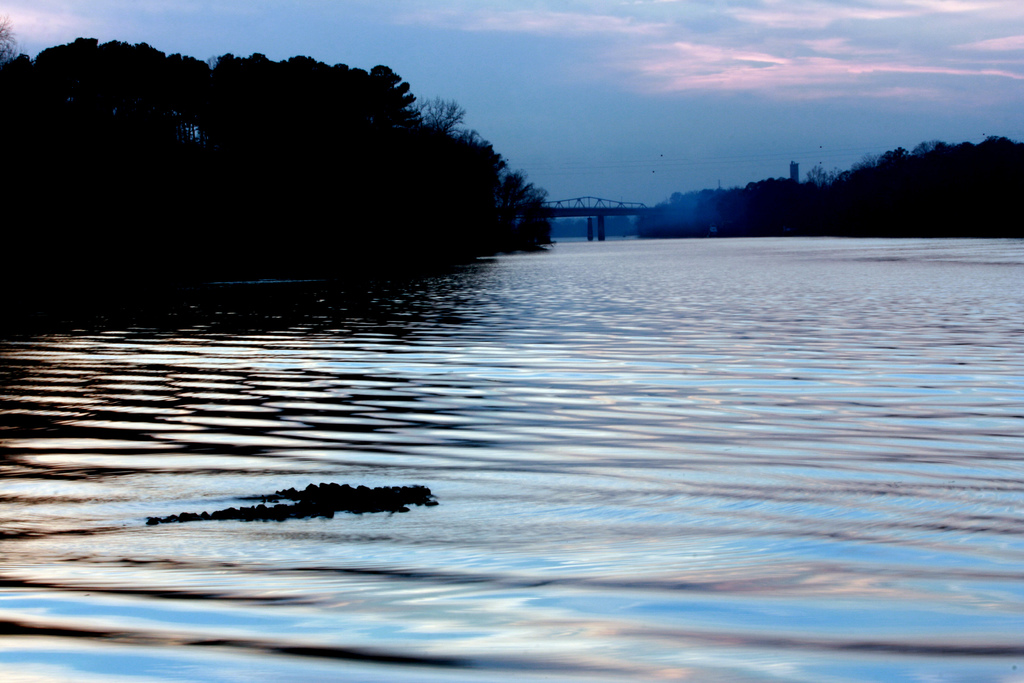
<box><xmin>542</xmin><ymin>197</ymin><xmax>650</xmax><ymax>241</ymax></box>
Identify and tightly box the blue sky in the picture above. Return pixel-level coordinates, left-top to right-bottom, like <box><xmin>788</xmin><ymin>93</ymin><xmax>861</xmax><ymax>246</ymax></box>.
<box><xmin>6</xmin><ymin>1</ymin><xmax>1024</xmax><ymax>204</ymax></box>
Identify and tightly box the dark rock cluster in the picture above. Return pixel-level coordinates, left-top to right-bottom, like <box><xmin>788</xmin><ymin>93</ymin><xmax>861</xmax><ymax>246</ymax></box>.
<box><xmin>146</xmin><ymin>483</ymin><xmax>437</xmax><ymax>526</ymax></box>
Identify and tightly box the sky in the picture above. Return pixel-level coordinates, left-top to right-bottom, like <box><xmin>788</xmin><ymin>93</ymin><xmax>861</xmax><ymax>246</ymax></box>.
<box><xmin>5</xmin><ymin>1</ymin><xmax>1024</xmax><ymax>205</ymax></box>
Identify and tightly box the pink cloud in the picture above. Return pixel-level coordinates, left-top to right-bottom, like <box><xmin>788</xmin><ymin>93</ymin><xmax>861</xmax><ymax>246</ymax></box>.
<box><xmin>959</xmin><ymin>34</ymin><xmax>1024</xmax><ymax>51</ymax></box>
<box><xmin>628</xmin><ymin>41</ymin><xmax>1024</xmax><ymax>97</ymax></box>
<box><xmin>396</xmin><ymin>1</ymin><xmax>1024</xmax><ymax>101</ymax></box>
<box><xmin>400</xmin><ymin>9</ymin><xmax>667</xmax><ymax>37</ymax></box>
<box><xmin>729</xmin><ymin>0</ymin><xmax>1006</xmax><ymax>30</ymax></box>
<box><xmin>3</xmin><ymin>8</ymin><xmax>94</xmax><ymax>45</ymax></box>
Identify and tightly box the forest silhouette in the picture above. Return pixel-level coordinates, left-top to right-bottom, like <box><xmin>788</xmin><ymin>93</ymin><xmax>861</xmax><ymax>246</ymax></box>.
<box><xmin>0</xmin><ymin>36</ymin><xmax>551</xmax><ymax>301</ymax></box>
<box><xmin>4</xmin><ymin>30</ymin><xmax>1020</xmax><ymax>318</ymax></box>
<box><xmin>640</xmin><ymin>138</ymin><xmax>1024</xmax><ymax>239</ymax></box>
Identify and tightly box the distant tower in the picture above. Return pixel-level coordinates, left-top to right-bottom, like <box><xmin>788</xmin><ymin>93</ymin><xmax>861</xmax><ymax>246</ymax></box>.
<box><xmin>790</xmin><ymin>161</ymin><xmax>799</xmax><ymax>182</ymax></box>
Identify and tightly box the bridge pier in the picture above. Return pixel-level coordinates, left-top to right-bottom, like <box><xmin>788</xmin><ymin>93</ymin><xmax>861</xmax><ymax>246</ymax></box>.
<box><xmin>542</xmin><ymin>197</ymin><xmax>649</xmax><ymax>242</ymax></box>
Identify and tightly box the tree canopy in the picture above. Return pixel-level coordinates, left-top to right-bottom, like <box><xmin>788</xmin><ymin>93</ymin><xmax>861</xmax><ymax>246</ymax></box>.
<box><xmin>0</xmin><ymin>15</ymin><xmax>17</xmax><ymax>65</ymax></box>
<box><xmin>0</xmin><ymin>35</ymin><xmax>550</xmax><ymax>297</ymax></box>
<box><xmin>639</xmin><ymin>137</ymin><xmax>1024</xmax><ymax>239</ymax></box>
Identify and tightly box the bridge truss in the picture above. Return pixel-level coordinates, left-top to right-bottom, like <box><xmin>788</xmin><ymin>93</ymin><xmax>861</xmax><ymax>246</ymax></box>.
<box><xmin>542</xmin><ymin>197</ymin><xmax>650</xmax><ymax>241</ymax></box>
<box><xmin>543</xmin><ymin>196</ymin><xmax>648</xmax><ymax>211</ymax></box>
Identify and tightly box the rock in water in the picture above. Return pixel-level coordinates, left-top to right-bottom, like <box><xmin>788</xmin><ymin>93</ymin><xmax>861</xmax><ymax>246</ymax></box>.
<box><xmin>146</xmin><ymin>483</ymin><xmax>438</xmax><ymax>526</ymax></box>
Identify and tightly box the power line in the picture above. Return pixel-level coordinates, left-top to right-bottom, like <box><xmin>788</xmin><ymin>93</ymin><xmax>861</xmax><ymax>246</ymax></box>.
<box><xmin>512</xmin><ymin>144</ymin><xmax>888</xmax><ymax>176</ymax></box>
<box><xmin>512</xmin><ymin>136</ymin><xmax>1024</xmax><ymax>177</ymax></box>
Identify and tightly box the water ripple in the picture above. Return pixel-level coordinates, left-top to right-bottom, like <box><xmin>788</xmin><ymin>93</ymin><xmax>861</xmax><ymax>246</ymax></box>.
<box><xmin>1</xmin><ymin>238</ymin><xmax>1023</xmax><ymax>682</ymax></box>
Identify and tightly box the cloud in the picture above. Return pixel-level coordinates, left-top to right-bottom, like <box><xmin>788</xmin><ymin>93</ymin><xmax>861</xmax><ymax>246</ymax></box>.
<box><xmin>1</xmin><ymin>3</ymin><xmax>98</xmax><ymax>46</ymax></box>
<box><xmin>959</xmin><ymin>34</ymin><xmax>1024</xmax><ymax>51</ymax></box>
<box><xmin>393</xmin><ymin>1</ymin><xmax>1024</xmax><ymax>100</ymax></box>
<box><xmin>629</xmin><ymin>42</ymin><xmax>1024</xmax><ymax>99</ymax></box>
<box><xmin>728</xmin><ymin>0</ymin><xmax>1011</xmax><ymax>30</ymax></box>
<box><xmin>399</xmin><ymin>8</ymin><xmax>668</xmax><ymax>37</ymax></box>
<box><xmin>15</xmin><ymin>0</ymin><xmax>1021</xmax><ymax>104</ymax></box>
<box><xmin>625</xmin><ymin>1</ymin><xmax>1024</xmax><ymax>98</ymax></box>
<box><xmin>728</xmin><ymin>4</ymin><xmax>911</xmax><ymax>31</ymax></box>
<box><xmin>0</xmin><ymin>0</ymin><xmax>253</xmax><ymax>54</ymax></box>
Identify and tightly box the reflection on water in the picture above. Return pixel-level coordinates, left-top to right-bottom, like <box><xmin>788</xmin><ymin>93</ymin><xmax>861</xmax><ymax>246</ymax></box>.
<box><xmin>1</xmin><ymin>238</ymin><xmax>1023</xmax><ymax>682</ymax></box>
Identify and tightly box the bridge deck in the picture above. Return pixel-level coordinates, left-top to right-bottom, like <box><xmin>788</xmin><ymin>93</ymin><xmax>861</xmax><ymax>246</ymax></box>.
<box><xmin>547</xmin><ymin>206</ymin><xmax>650</xmax><ymax>218</ymax></box>
<box><xmin>541</xmin><ymin>197</ymin><xmax>650</xmax><ymax>218</ymax></box>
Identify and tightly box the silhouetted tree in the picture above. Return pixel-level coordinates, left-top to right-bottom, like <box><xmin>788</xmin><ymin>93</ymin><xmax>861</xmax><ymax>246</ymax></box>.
<box><xmin>0</xmin><ymin>15</ymin><xmax>17</xmax><ymax>65</ymax></box>
<box><xmin>417</xmin><ymin>97</ymin><xmax>466</xmax><ymax>136</ymax></box>
<box><xmin>912</xmin><ymin>140</ymin><xmax>946</xmax><ymax>157</ymax></box>
<box><xmin>495</xmin><ymin>170</ymin><xmax>551</xmax><ymax>248</ymax></box>
<box><xmin>1</xmin><ymin>35</ymin><xmax>554</xmax><ymax>302</ymax></box>
<box><xmin>641</xmin><ymin>138</ymin><xmax>1024</xmax><ymax>239</ymax></box>
<box><xmin>367</xmin><ymin>65</ymin><xmax>420</xmax><ymax>130</ymax></box>
<box><xmin>851</xmin><ymin>153</ymin><xmax>879</xmax><ymax>172</ymax></box>
<box><xmin>805</xmin><ymin>164</ymin><xmax>841</xmax><ymax>188</ymax></box>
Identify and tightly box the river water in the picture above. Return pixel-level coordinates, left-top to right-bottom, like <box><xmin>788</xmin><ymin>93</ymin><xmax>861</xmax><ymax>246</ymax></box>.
<box><xmin>1</xmin><ymin>237</ymin><xmax>1022</xmax><ymax>683</ymax></box>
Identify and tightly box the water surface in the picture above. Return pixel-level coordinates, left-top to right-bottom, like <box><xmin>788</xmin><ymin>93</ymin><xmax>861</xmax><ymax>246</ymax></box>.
<box><xmin>1</xmin><ymin>238</ymin><xmax>1023</xmax><ymax>682</ymax></box>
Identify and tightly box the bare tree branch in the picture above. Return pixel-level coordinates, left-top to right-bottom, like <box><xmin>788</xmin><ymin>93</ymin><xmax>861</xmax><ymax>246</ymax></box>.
<box><xmin>417</xmin><ymin>96</ymin><xmax>466</xmax><ymax>136</ymax></box>
<box><xmin>0</xmin><ymin>14</ymin><xmax>19</xmax><ymax>65</ymax></box>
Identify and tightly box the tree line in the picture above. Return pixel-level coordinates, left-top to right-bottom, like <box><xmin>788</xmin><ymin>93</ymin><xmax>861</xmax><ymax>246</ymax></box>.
<box><xmin>0</xmin><ymin>31</ymin><xmax>550</xmax><ymax>293</ymax></box>
<box><xmin>639</xmin><ymin>137</ymin><xmax>1024</xmax><ymax>239</ymax></box>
